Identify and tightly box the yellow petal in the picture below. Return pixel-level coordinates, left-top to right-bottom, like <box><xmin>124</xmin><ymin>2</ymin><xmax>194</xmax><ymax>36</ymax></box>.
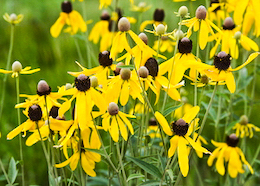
<box><xmin>81</xmin><ymin>152</ymin><xmax>96</xmax><ymax>177</ymax></box>
<box><xmin>182</xmin><ymin>106</ymin><xmax>200</xmax><ymax>124</ymax></box>
<box><xmin>118</xmin><ymin>112</ymin><xmax>134</xmax><ymax>135</ymax></box>
<box><xmin>70</xmin><ymin>152</ymin><xmax>80</xmax><ymax>171</ymax></box>
<box><xmin>120</xmin><ymin>81</ymin><xmax>129</xmax><ymax>106</ymax></box>
<box><xmin>50</xmin><ymin>13</ymin><xmax>67</xmax><ymax>38</ymax></box>
<box><xmin>110</xmin><ymin>116</ymin><xmax>119</xmax><ymax>142</ymax></box>
<box><xmin>231</xmin><ymin>52</ymin><xmax>260</xmax><ymax>71</ymax></box>
<box><xmin>225</xmin><ymin>72</ymin><xmax>236</xmax><ymax>93</ymax></box>
<box><xmin>199</xmin><ymin>20</ymin><xmax>208</xmax><ymax>50</ymax></box>
<box><xmin>184</xmin><ymin>136</ymin><xmax>210</xmax><ymax>154</ymax></box>
<box><xmin>178</xmin><ymin>137</ymin><xmax>189</xmax><ymax>177</ymax></box>
<box><xmin>216</xmin><ymin>146</ymin><xmax>227</xmax><ymax>175</ymax></box>
<box><xmin>154</xmin><ymin>111</ymin><xmax>173</xmax><ymax>136</ymax></box>
<box><xmin>116</xmin><ymin>115</ymin><xmax>128</xmax><ymax>141</ymax></box>
<box><xmin>168</xmin><ymin>135</ymin><xmax>179</xmax><ymax>157</ymax></box>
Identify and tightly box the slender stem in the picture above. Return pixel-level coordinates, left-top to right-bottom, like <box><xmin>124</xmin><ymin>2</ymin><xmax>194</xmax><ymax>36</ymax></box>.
<box><xmin>160</xmin><ymin>157</ymin><xmax>172</xmax><ymax>186</ymax></box>
<box><xmin>156</xmin><ymin>36</ymin><xmax>161</xmax><ymax>60</ymax></box>
<box><xmin>116</xmin><ymin>142</ymin><xmax>127</xmax><ymax>185</ymax></box>
<box><xmin>0</xmin><ymin>25</ymin><xmax>15</xmax><ymax>122</ymax></box>
<box><xmin>161</xmin><ymin>17</ymin><xmax>182</xmax><ymax>112</ymax></box>
<box><xmin>214</xmin><ymin>87</ymin><xmax>222</xmax><ymax>141</ymax></box>
<box><xmin>248</xmin><ymin>59</ymin><xmax>257</xmax><ymax>118</ymax></box>
<box><xmin>91</xmin><ymin>114</ymin><xmax>118</xmax><ymax>173</ymax></box>
<box><xmin>0</xmin><ymin>159</ymin><xmax>12</xmax><ymax>185</ymax></box>
<box><xmin>196</xmin><ymin>83</ymin><xmax>218</xmax><ymax>140</ymax></box>
<box><xmin>74</xmin><ymin>37</ymin><xmax>85</xmax><ymax>64</ymax></box>
<box><xmin>16</xmin><ymin>76</ymin><xmax>25</xmax><ymax>186</ymax></box>
<box><xmin>194</xmin><ymin>22</ymin><xmax>201</xmax><ymax>107</ymax></box>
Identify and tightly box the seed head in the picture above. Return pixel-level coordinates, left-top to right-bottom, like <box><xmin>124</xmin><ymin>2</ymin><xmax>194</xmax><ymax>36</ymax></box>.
<box><xmin>144</xmin><ymin>58</ymin><xmax>159</xmax><ymax>77</ymax></box>
<box><xmin>174</xmin><ymin>30</ymin><xmax>184</xmax><ymax>40</ymax></box>
<box><xmin>118</xmin><ymin>17</ymin><xmax>130</xmax><ymax>32</ymax></box>
<box><xmin>75</xmin><ymin>74</ymin><xmax>91</xmax><ymax>92</ymax></box>
<box><xmin>12</xmin><ymin>61</ymin><xmax>22</xmax><ymax>72</ymax></box>
<box><xmin>239</xmin><ymin>115</ymin><xmax>248</xmax><ymax>125</ymax></box>
<box><xmin>214</xmin><ymin>51</ymin><xmax>231</xmax><ymax>71</ymax></box>
<box><xmin>223</xmin><ymin>17</ymin><xmax>235</xmax><ymax>30</ymax></box>
<box><xmin>226</xmin><ymin>133</ymin><xmax>239</xmax><ymax>147</ymax></box>
<box><xmin>28</xmin><ymin>104</ymin><xmax>42</xmax><ymax>121</ymax></box>
<box><xmin>201</xmin><ymin>74</ymin><xmax>209</xmax><ymax>84</ymax></box>
<box><xmin>65</xmin><ymin>83</ymin><xmax>73</xmax><ymax>90</ymax></box>
<box><xmin>108</xmin><ymin>102</ymin><xmax>119</xmax><ymax>115</ymax></box>
<box><xmin>178</xmin><ymin>37</ymin><xmax>192</xmax><ymax>54</ymax></box>
<box><xmin>61</xmin><ymin>1</ymin><xmax>72</xmax><ymax>13</ymax></box>
<box><xmin>155</xmin><ymin>24</ymin><xmax>165</xmax><ymax>35</ymax></box>
<box><xmin>37</xmin><ymin>80</ymin><xmax>51</xmax><ymax>96</ymax></box>
<box><xmin>138</xmin><ymin>66</ymin><xmax>149</xmax><ymax>78</ymax></box>
<box><xmin>172</xmin><ymin>118</ymin><xmax>189</xmax><ymax>136</ymax></box>
<box><xmin>90</xmin><ymin>76</ymin><xmax>98</xmax><ymax>87</ymax></box>
<box><xmin>234</xmin><ymin>31</ymin><xmax>241</xmax><ymax>40</ymax></box>
<box><xmin>138</xmin><ymin>32</ymin><xmax>148</xmax><ymax>45</ymax></box>
<box><xmin>178</xmin><ymin>6</ymin><xmax>188</xmax><ymax>18</ymax></box>
<box><xmin>120</xmin><ymin>68</ymin><xmax>131</xmax><ymax>80</ymax></box>
<box><xmin>9</xmin><ymin>14</ymin><xmax>17</xmax><ymax>21</ymax></box>
<box><xmin>149</xmin><ymin>118</ymin><xmax>157</xmax><ymax>126</ymax></box>
<box><xmin>196</xmin><ymin>5</ymin><xmax>207</xmax><ymax>20</ymax></box>
<box><xmin>99</xmin><ymin>51</ymin><xmax>113</xmax><ymax>67</ymax></box>
<box><xmin>153</xmin><ymin>9</ymin><xmax>165</xmax><ymax>22</ymax></box>
<box><xmin>114</xmin><ymin>62</ymin><xmax>124</xmax><ymax>75</ymax></box>
<box><xmin>100</xmin><ymin>10</ymin><xmax>110</xmax><ymax>20</ymax></box>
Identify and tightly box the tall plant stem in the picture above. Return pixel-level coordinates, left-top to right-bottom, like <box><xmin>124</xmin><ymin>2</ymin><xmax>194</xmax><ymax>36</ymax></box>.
<box><xmin>194</xmin><ymin>22</ymin><xmax>201</xmax><ymax>107</ymax></box>
<box><xmin>116</xmin><ymin>142</ymin><xmax>127</xmax><ymax>185</ymax></box>
<box><xmin>74</xmin><ymin>38</ymin><xmax>85</xmax><ymax>64</ymax></box>
<box><xmin>161</xmin><ymin>17</ymin><xmax>182</xmax><ymax>112</ymax></box>
<box><xmin>0</xmin><ymin>25</ymin><xmax>15</xmax><ymax>122</ymax></box>
<box><xmin>196</xmin><ymin>83</ymin><xmax>218</xmax><ymax>140</ymax></box>
<box><xmin>16</xmin><ymin>76</ymin><xmax>25</xmax><ymax>186</ymax></box>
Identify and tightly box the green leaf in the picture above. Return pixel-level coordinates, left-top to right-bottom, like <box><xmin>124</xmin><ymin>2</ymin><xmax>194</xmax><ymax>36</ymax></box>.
<box><xmin>8</xmin><ymin>157</ymin><xmax>18</xmax><ymax>184</ymax></box>
<box><xmin>139</xmin><ymin>180</ymin><xmax>162</xmax><ymax>186</ymax></box>
<box><xmin>225</xmin><ymin>120</ymin><xmax>239</xmax><ymax>133</ymax></box>
<box><xmin>163</xmin><ymin>104</ymin><xmax>183</xmax><ymax>117</ymax></box>
<box><xmin>84</xmin><ymin>147</ymin><xmax>108</xmax><ymax>157</ymax></box>
<box><xmin>126</xmin><ymin>174</ymin><xmax>145</xmax><ymax>182</ymax></box>
<box><xmin>126</xmin><ymin>156</ymin><xmax>162</xmax><ymax>179</ymax></box>
<box><xmin>117</xmin><ymin>65</ymin><xmax>135</xmax><ymax>69</ymax></box>
<box><xmin>166</xmin><ymin>169</ymin><xmax>175</xmax><ymax>182</ymax></box>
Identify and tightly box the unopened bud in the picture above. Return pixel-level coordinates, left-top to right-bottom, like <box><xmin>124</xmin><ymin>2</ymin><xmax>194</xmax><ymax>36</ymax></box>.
<box><xmin>118</xmin><ymin>17</ymin><xmax>130</xmax><ymax>32</ymax></box>
<box><xmin>138</xmin><ymin>66</ymin><xmax>149</xmax><ymax>78</ymax></box>
<box><xmin>155</xmin><ymin>24</ymin><xmax>165</xmax><ymax>35</ymax></box>
<box><xmin>178</xmin><ymin>6</ymin><xmax>188</xmax><ymax>18</ymax></box>
<box><xmin>120</xmin><ymin>68</ymin><xmax>131</xmax><ymax>80</ymax></box>
<box><xmin>139</xmin><ymin>32</ymin><xmax>148</xmax><ymax>45</ymax></box>
<box><xmin>108</xmin><ymin>102</ymin><xmax>119</xmax><ymax>115</ymax></box>
<box><xmin>12</xmin><ymin>61</ymin><xmax>22</xmax><ymax>72</ymax></box>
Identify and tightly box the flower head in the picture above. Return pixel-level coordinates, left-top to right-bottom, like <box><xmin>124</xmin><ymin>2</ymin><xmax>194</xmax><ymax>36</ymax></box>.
<box><xmin>3</xmin><ymin>13</ymin><xmax>24</xmax><ymax>25</ymax></box>
<box><xmin>0</xmin><ymin>61</ymin><xmax>40</xmax><ymax>78</ymax></box>
<box><xmin>140</xmin><ymin>8</ymin><xmax>166</xmax><ymax>31</ymax></box>
<box><xmin>50</xmin><ymin>1</ymin><xmax>86</xmax><ymax>38</ymax></box>
<box><xmin>232</xmin><ymin>115</ymin><xmax>260</xmax><ymax>138</ymax></box>
<box><xmin>155</xmin><ymin>106</ymin><xmax>210</xmax><ymax>177</ymax></box>
<box><xmin>208</xmin><ymin>134</ymin><xmax>254</xmax><ymax>178</ymax></box>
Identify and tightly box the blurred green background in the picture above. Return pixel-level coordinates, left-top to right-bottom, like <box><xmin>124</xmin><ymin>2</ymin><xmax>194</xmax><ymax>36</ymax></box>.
<box><xmin>0</xmin><ymin>0</ymin><xmax>260</xmax><ymax>185</ymax></box>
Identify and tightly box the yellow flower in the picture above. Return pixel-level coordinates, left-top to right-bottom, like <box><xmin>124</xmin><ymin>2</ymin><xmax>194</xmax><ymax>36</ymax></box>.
<box><xmin>155</xmin><ymin>106</ymin><xmax>210</xmax><ymax>177</ymax></box>
<box><xmin>173</xmin><ymin>102</ymin><xmax>193</xmax><ymax>119</ymax></box>
<box><xmin>110</xmin><ymin>17</ymin><xmax>144</xmax><ymax>60</ymax></box>
<box><xmin>208</xmin><ymin>134</ymin><xmax>254</xmax><ymax>178</ymax></box>
<box><xmin>131</xmin><ymin>2</ymin><xmax>151</xmax><ymax>12</ymax></box>
<box><xmin>232</xmin><ymin>115</ymin><xmax>260</xmax><ymax>138</ymax></box>
<box><xmin>147</xmin><ymin>118</ymin><xmax>161</xmax><ymax>139</ymax></box>
<box><xmin>99</xmin><ymin>102</ymin><xmax>135</xmax><ymax>142</ymax></box>
<box><xmin>210</xmin><ymin>17</ymin><xmax>259</xmax><ymax>59</ymax></box>
<box><xmin>68</xmin><ymin>51</ymin><xmax>117</xmax><ymax>87</ymax></box>
<box><xmin>7</xmin><ymin>104</ymin><xmax>45</xmax><ymax>140</ymax></box>
<box><xmin>89</xmin><ymin>10</ymin><xmax>110</xmax><ymax>50</ymax></box>
<box><xmin>160</xmin><ymin>37</ymin><xmax>209</xmax><ymax>85</ymax></box>
<box><xmin>184</xmin><ymin>73</ymin><xmax>225</xmax><ymax>87</ymax></box>
<box><xmin>233</xmin><ymin>0</ymin><xmax>260</xmax><ymax>37</ymax></box>
<box><xmin>58</xmin><ymin>74</ymin><xmax>106</xmax><ymax>129</ymax></box>
<box><xmin>106</xmin><ymin>68</ymin><xmax>144</xmax><ymax>106</ymax></box>
<box><xmin>116</xmin><ymin>32</ymin><xmax>166</xmax><ymax>68</ymax></box>
<box><xmin>0</xmin><ymin>61</ymin><xmax>40</xmax><ymax>78</ymax></box>
<box><xmin>145</xmin><ymin>58</ymin><xmax>184</xmax><ymax>104</ymax></box>
<box><xmin>202</xmin><ymin>52</ymin><xmax>260</xmax><ymax>93</ymax></box>
<box><xmin>181</xmin><ymin>5</ymin><xmax>222</xmax><ymax>50</ymax></box>
<box><xmin>55</xmin><ymin>128</ymin><xmax>101</xmax><ymax>177</ymax></box>
<box><xmin>50</xmin><ymin>1</ymin><xmax>86</xmax><ymax>38</ymax></box>
<box><xmin>140</xmin><ymin>8</ymin><xmax>165</xmax><ymax>31</ymax></box>
<box><xmin>3</xmin><ymin>13</ymin><xmax>23</xmax><ymax>25</ymax></box>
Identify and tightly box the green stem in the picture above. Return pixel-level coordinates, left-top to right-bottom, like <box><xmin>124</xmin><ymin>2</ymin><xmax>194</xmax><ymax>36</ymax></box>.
<box><xmin>0</xmin><ymin>159</ymin><xmax>12</xmax><ymax>185</ymax></box>
<box><xmin>16</xmin><ymin>76</ymin><xmax>25</xmax><ymax>186</ymax></box>
<box><xmin>0</xmin><ymin>25</ymin><xmax>15</xmax><ymax>122</ymax></box>
<box><xmin>116</xmin><ymin>142</ymin><xmax>127</xmax><ymax>185</ymax></box>
<box><xmin>248</xmin><ymin>59</ymin><xmax>257</xmax><ymax>118</ymax></box>
<box><xmin>156</xmin><ymin>36</ymin><xmax>161</xmax><ymax>60</ymax></box>
<box><xmin>74</xmin><ymin>37</ymin><xmax>85</xmax><ymax>64</ymax></box>
<box><xmin>161</xmin><ymin>17</ymin><xmax>182</xmax><ymax>112</ymax></box>
<box><xmin>194</xmin><ymin>22</ymin><xmax>201</xmax><ymax>107</ymax></box>
<box><xmin>160</xmin><ymin>157</ymin><xmax>172</xmax><ymax>186</ymax></box>
<box><xmin>196</xmin><ymin>83</ymin><xmax>218</xmax><ymax>140</ymax></box>
<box><xmin>214</xmin><ymin>87</ymin><xmax>222</xmax><ymax>141</ymax></box>
<box><xmin>91</xmin><ymin>115</ymin><xmax>118</xmax><ymax>173</ymax></box>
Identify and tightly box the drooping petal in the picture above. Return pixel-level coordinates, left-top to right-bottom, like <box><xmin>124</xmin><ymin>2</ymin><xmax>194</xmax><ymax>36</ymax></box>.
<box><xmin>120</xmin><ymin>81</ymin><xmax>129</xmax><ymax>106</ymax></box>
<box><xmin>182</xmin><ymin>106</ymin><xmax>200</xmax><ymax>124</ymax></box>
<box><xmin>50</xmin><ymin>13</ymin><xmax>67</xmax><ymax>38</ymax></box>
<box><xmin>199</xmin><ymin>20</ymin><xmax>209</xmax><ymax>50</ymax></box>
<box><xmin>168</xmin><ymin>135</ymin><xmax>179</xmax><ymax>157</ymax></box>
<box><xmin>231</xmin><ymin>52</ymin><xmax>260</xmax><ymax>71</ymax></box>
<box><xmin>116</xmin><ymin>115</ymin><xmax>128</xmax><ymax>141</ymax></box>
<box><xmin>154</xmin><ymin>111</ymin><xmax>173</xmax><ymax>136</ymax></box>
<box><xmin>178</xmin><ymin>137</ymin><xmax>189</xmax><ymax>177</ymax></box>
<box><xmin>225</xmin><ymin>72</ymin><xmax>236</xmax><ymax>93</ymax></box>
<box><xmin>110</xmin><ymin>116</ymin><xmax>119</xmax><ymax>142</ymax></box>
<box><xmin>81</xmin><ymin>152</ymin><xmax>96</xmax><ymax>177</ymax></box>
<box><xmin>185</xmin><ymin>136</ymin><xmax>211</xmax><ymax>154</ymax></box>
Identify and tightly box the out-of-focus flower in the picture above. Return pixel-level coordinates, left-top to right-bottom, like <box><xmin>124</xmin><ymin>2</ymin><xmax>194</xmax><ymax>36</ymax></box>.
<box><xmin>181</xmin><ymin>5</ymin><xmax>222</xmax><ymax>50</ymax></box>
<box><xmin>50</xmin><ymin>1</ymin><xmax>86</xmax><ymax>38</ymax></box>
<box><xmin>208</xmin><ymin>134</ymin><xmax>254</xmax><ymax>178</ymax></box>
<box><xmin>210</xmin><ymin>17</ymin><xmax>259</xmax><ymax>59</ymax></box>
<box><xmin>140</xmin><ymin>9</ymin><xmax>165</xmax><ymax>31</ymax></box>
<box><xmin>0</xmin><ymin>61</ymin><xmax>40</xmax><ymax>78</ymax></box>
<box><xmin>153</xmin><ymin>36</ymin><xmax>175</xmax><ymax>53</ymax></box>
<box><xmin>3</xmin><ymin>13</ymin><xmax>24</xmax><ymax>25</ymax></box>
<box><xmin>232</xmin><ymin>115</ymin><xmax>260</xmax><ymax>138</ymax></box>
<box><xmin>155</xmin><ymin>106</ymin><xmax>210</xmax><ymax>177</ymax></box>
<box><xmin>131</xmin><ymin>2</ymin><xmax>151</xmax><ymax>12</ymax></box>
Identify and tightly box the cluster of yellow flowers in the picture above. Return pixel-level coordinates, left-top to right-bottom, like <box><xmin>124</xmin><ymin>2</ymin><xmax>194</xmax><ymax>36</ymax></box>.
<box><xmin>3</xmin><ymin>0</ymin><xmax>260</xmax><ymax>183</ymax></box>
